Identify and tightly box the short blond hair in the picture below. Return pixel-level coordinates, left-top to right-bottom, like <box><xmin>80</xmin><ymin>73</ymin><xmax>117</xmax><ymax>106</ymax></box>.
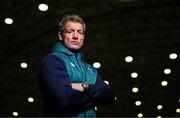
<box><xmin>59</xmin><ymin>14</ymin><xmax>86</xmax><ymax>33</ymax></box>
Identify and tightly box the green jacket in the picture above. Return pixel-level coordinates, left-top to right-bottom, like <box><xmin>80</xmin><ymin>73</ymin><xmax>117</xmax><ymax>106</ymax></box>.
<box><xmin>52</xmin><ymin>42</ymin><xmax>97</xmax><ymax>117</ymax></box>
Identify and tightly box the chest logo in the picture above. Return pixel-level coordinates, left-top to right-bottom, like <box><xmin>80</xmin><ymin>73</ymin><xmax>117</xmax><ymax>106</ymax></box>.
<box><xmin>70</xmin><ymin>62</ymin><xmax>75</xmax><ymax>67</ymax></box>
<box><xmin>88</xmin><ymin>67</ymin><xmax>93</xmax><ymax>73</ymax></box>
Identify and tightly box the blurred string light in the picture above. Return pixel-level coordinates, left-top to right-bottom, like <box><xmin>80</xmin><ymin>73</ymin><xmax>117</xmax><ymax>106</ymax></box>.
<box><xmin>38</xmin><ymin>3</ymin><xmax>48</xmax><ymax>11</ymax></box>
<box><xmin>157</xmin><ymin>105</ymin><xmax>163</xmax><ymax>110</ymax></box>
<box><xmin>20</xmin><ymin>62</ymin><xmax>28</xmax><ymax>69</ymax></box>
<box><xmin>5</xmin><ymin>18</ymin><xmax>13</xmax><ymax>24</ymax></box>
<box><xmin>95</xmin><ymin>106</ymin><xmax>97</xmax><ymax>111</ymax></box>
<box><xmin>157</xmin><ymin>116</ymin><xmax>162</xmax><ymax>118</ymax></box>
<box><xmin>104</xmin><ymin>80</ymin><xmax>109</xmax><ymax>85</ymax></box>
<box><xmin>169</xmin><ymin>53</ymin><xmax>178</xmax><ymax>59</ymax></box>
<box><xmin>93</xmin><ymin>62</ymin><xmax>101</xmax><ymax>68</ymax></box>
<box><xmin>176</xmin><ymin>108</ymin><xmax>180</xmax><ymax>113</ymax></box>
<box><xmin>164</xmin><ymin>69</ymin><xmax>171</xmax><ymax>74</ymax></box>
<box><xmin>131</xmin><ymin>72</ymin><xmax>138</xmax><ymax>78</ymax></box>
<box><xmin>135</xmin><ymin>101</ymin><xmax>141</xmax><ymax>106</ymax></box>
<box><xmin>137</xmin><ymin>113</ymin><xmax>143</xmax><ymax>118</ymax></box>
<box><xmin>132</xmin><ymin>87</ymin><xmax>139</xmax><ymax>93</ymax></box>
<box><xmin>125</xmin><ymin>56</ymin><xmax>133</xmax><ymax>63</ymax></box>
<box><xmin>12</xmin><ymin>112</ymin><xmax>18</xmax><ymax>116</ymax></box>
<box><xmin>28</xmin><ymin>97</ymin><xmax>34</xmax><ymax>103</ymax></box>
<box><xmin>161</xmin><ymin>81</ymin><xmax>168</xmax><ymax>86</ymax></box>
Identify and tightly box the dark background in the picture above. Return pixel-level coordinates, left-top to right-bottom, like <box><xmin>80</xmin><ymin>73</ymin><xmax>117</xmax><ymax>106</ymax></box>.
<box><xmin>0</xmin><ymin>0</ymin><xmax>179</xmax><ymax>117</ymax></box>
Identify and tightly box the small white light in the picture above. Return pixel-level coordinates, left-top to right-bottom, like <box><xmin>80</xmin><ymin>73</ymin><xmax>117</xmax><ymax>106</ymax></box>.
<box><xmin>137</xmin><ymin>113</ymin><xmax>143</xmax><ymax>118</ymax></box>
<box><xmin>38</xmin><ymin>3</ymin><xmax>48</xmax><ymax>11</ymax></box>
<box><xmin>131</xmin><ymin>72</ymin><xmax>138</xmax><ymax>78</ymax></box>
<box><xmin>12</xmin><ymin>112</ymin><xmax>18</xmax><ymax>116</ymax></box>
<box><xmin>95</xmin><ymin>106</ymin><xmax>97</xmax><ymax>111</ymax></box>
<box><xmin>5</xmin><ymin>18</ymin><xmax>13</xmax><ymax>24</ymax></box>
<box><xmin>28</xmin><ymin>97</ymin><xmax>34</xmax><ymax>103</ymax></box>
<box><xmin>164</xmin><ymin>69</ymin><xmax>171</xmax><ymax>74</ymax></box>
<box><xmin>169</xmin><ymin>53</ymin><xmax>178</xmax><ymax>59</ymax></box>
<box><xmin>115</xmin><ymin>97</ymin><xmax>117</xmax><ymax>101</ymax></box>
<box><xmin>179</xmin><ymin>99</ymin><xmax>180</xmax><ymax>103</ymax></box>
<box><xmin>125</xmin><ymin>56</ymin><xmax>133</xmax><ymax>63</ymax></box>
<box><xmin>93</xmin><ymin>62</ymin><xmax>101</xmax><ymax>68</ymax></box>
<box><xmin>161</xmin><ymin>81</ymin><xmax>168</xmax><ymax>86</ymax></box>
<box><xmin>135</xmin><ymin>101</ymin><xmax>141</xmax><ymax>106</ymax></box>
<box><xmin>157</xmin><ymin>116</ymin><xmax>162</xmax><ymax>118</ymax></box>
<box><xmin>132</xmin><ymin>87</ymin><xmax>139</xmax><ymax>93</ymax></box>
<box><xmin>104</xmin><ymin>80</ymin><xmax>109</xmax><ymax>85</ymax></box>
<box><xmin>176</xmin><ymin>108</ymin><xmax>180</xmax><ymax>113</ymax></box>
<box><xmin>157</xmin><ymin>105</ymin><xmax>163</xmax><ymax>110</ymax></box>
<box><xmin>20</xmin><ymin>62</ymin><xmax>28</xmax><ymax>68</ymax></box>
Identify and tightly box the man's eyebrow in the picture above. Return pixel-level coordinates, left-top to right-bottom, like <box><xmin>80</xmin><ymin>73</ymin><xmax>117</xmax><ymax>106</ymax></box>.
<box><xmin>66</xmin><ymin>29</ymin><xmax>83</xmax><ymax>31</ymax></box>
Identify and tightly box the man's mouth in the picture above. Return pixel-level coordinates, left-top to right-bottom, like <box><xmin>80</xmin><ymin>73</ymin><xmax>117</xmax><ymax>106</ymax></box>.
<box><xmin>71</xmin><ymin>41</ymin><xmax>80</xmax><ymax>45</ymax></box>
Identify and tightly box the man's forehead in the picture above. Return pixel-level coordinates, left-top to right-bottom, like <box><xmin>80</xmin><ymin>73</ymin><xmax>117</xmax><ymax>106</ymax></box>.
<box><xmin>65</xmin><ymin>21</ymin><xmax>83</xmax><ymax>29</ymax></box>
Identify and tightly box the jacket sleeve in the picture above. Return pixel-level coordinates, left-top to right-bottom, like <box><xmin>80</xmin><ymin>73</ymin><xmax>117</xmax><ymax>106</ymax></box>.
<box><xmin>85</xmin><ymin>74</ymin><xmax>115</xmax><ymax>105</ymax></box>
<box><xmin>40</xmin><ymin>54</ymin><xmax>91</xmax><ymax>108</ymax></box>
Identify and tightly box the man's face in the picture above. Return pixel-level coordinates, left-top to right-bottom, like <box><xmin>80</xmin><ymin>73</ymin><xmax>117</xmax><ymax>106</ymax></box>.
<box><xmin>59</xmin><ymin>21</ymin><xmax>85</xmax><ymax>50</ymax></box>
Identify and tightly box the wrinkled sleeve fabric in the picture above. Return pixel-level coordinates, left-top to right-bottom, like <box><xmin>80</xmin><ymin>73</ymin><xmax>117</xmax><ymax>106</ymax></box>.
<box><xmin>40</xmin><ymin>54</ymin><xmax>91</xmax><ymax>108</ymax></box>
<box><xmin>85</xmin><ymin>75</ymin><xmax>115</xmax><ymax>105</ymax></box>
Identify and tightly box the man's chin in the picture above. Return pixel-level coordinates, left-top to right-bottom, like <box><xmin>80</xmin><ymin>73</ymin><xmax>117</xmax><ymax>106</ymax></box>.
<box><xmin>69</xmin><ymin>46</ymin><xmax>81</xmax><ymax>50</ymax></box>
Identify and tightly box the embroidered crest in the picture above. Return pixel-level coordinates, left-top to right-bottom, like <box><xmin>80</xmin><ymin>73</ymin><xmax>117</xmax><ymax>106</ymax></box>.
<box><xmin>70</xmin><ymin>62</ymin><xmax>75</xmax><ymax>67</ymax></box>
<box><xmin>88</xmin><ymin>67</ymin><xmax>93</xmax><ymax>73</ymax></box>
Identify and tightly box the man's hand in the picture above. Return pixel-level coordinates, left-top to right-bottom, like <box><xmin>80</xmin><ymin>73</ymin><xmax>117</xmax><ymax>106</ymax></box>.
<box><xmin>71</xmin><ymin>83</ymin><xmax>84</xmax><ymax>92</ymax></box>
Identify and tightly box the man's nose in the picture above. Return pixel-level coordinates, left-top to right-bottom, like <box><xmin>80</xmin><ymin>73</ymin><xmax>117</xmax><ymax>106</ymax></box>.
<box><xmin>72</xmin><ymin>31</ymin><xmax>78</xmax><ymax>39</ymax></box>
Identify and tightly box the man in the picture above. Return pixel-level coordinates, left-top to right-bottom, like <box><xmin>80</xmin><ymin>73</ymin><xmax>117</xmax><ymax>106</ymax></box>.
<box><xmin>39</xmin><ymin>14</ymin><xmax>115</xmax><ymax>117</ymax></box>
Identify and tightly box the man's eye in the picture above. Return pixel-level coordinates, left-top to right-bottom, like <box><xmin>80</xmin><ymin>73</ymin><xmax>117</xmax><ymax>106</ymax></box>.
<box><xmin>67</xmin><ymin>30</ymin><xmax>73</xmax><ymax>33</ymax></box>
<box><xmin>78</xmin><ymin>31</ymin><xmax>83</xmax><ymax>34</ymax></box>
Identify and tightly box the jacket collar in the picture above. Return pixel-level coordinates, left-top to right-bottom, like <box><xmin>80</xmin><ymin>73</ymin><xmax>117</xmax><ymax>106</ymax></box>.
<box><xmin>52</xmin><ymin>42</ymin><xmax>83</xmax><ymax>60</ymax></box>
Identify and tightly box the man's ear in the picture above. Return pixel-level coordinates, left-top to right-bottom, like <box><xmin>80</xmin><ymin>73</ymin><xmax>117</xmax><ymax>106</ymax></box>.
<box><xmin>58</xmin><ymin>32</ymin><xmax>63</xmax><ymax>41</ymax></box>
